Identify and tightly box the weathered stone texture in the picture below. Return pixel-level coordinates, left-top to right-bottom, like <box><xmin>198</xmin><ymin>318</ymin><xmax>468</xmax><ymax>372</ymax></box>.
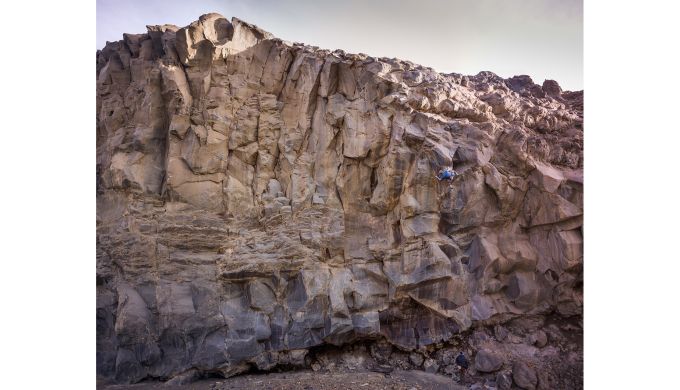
<box><xmin>96</xmin><ymin>13</ymin><xmax>583</xmax><ymax>383</ymax></box>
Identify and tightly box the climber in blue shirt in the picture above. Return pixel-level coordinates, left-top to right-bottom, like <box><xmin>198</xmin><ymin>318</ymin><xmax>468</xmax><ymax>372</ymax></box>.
<box><xmin>437</xmin><ymin>167</ymin><xmax>457</xmax><ymax>181</ymax></box>
<box><xmin>455</xmin><ymin>351</ymin><xmax>469</xmax><ymax>382</ymax></box>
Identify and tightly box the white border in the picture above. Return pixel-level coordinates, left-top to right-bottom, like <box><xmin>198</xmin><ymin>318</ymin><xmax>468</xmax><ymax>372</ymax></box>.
<box><xmin>0</xmin><ymin>0</ymin><xmax>95</xmax><ymax>388</ymax></box>
<box><xmin>1</xmin><ymin>0</ymin><xmax>679</xmax><ymax>388</ymax></box>
<box><xmin>585</xmin><ymin>0</ymin><xmax>680</xmax><ymax>388</ymax></box>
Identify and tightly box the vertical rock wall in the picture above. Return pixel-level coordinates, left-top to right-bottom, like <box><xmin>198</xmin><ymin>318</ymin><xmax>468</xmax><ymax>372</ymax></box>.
<box><xmin>96</xmin><ymin>13</ymin><xmax>583</xmax><ymax>384</ymax></box>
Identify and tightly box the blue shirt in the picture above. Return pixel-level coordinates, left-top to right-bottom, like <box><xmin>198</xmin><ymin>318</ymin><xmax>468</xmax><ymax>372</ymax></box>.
<box><xmin>441</xmin><ymin>170</ymin><xmax>454</xmax><ymax>179</ymax></box>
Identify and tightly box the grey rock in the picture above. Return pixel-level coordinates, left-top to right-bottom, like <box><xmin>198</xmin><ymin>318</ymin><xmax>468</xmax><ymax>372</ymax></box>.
<box><xmin>494</xmin><ymin>325</ymin><xmax>509</xmax><ymax>342</ymax></box>
<box><xmin>312</xmin><ymin>194</ymin><xmax>325</xmax><ymax>205</ymax></box>
<box><xmin>247</xmin><ymin>280</ymin><xmax>276</xmax><ymax>313</ymax></box>
<box><xmin>409</xmin><ymin>353</ymin><xmax>424</xmax><ymax>367</ymax></box>
<box><xmin>496</xmin><ymin>371</ymin><xmax>513</xmax><ymax>390</ymax></box>
<box><xmin>423</xmin><ymin>358</ymin><xmax>439</xmax><ymax>373</ymax></box>
<box><xmin>165</xmin><ymin>369</ymin><xmax>200</xmax><ymax>385</ymax></box>
<box><xmin>267</xmin><ymin>179</ymin><xmax>282</xmax><ymax>195</ymax></box>
<box><xmin>530</xmin><ymin>330</ymin><xmax>548</xmax><ymax>347</ymax></box>
<box><xmin>443</xmin><ymin>364</ymin><xmax>457</xmax><ymax>375</ymax></box>
<box><xmin>474</xmin><ymin>349</ymin><xmax>504</xmax><ymax>373</ymax></box>
<box><xmin>512</xmin><ymin>362</ymin><xmax>538</xmax><ymax>390</ymax></box>
<box><xmin>370</xmin><ymin>364</ymin><xmax>394</xmax><ymax>374</ymax></box>
<box><xmin>436</xmin><ymin>349</ymin><xmax>455</xmax><ymax>366</ymax></box>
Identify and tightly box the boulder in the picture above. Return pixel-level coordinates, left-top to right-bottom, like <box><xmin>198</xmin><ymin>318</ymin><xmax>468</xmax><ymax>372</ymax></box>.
<box><xmin>530</xmin><ymin>330</ymin><xmax>548</xmax><ymax>347</ymax></box>
<box><xmin>423</xmin><ymin>358</ymin><xmax>439</xmax><ymax>373</ymax></box>
<box><xmin>475</xmin><ymin>349</ymin><xmax>504</xmax><ymax>373</ymax></box>
<box><xmin>513</xmin><ymin>362</ymin><xmax>538</xmax><ymax>390</ymax></box>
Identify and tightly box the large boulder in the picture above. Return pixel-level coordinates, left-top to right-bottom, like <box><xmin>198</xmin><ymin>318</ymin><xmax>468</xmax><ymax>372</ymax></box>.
<box><xmin>475</xmin><ymin>349</ymin><xmax>504</xmax><ymax>373</ymax></box>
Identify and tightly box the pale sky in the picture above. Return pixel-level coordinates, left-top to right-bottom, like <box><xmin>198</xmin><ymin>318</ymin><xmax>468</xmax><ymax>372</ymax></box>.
<box><xmin>97</xmin><ymin>0</ymin><xmax>583</xmax><ymax>91</ymax></box>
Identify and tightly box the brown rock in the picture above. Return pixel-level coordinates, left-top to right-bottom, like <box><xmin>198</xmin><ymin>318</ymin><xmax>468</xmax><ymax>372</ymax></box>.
<box><xmin>96</xmin><ymin>13</ymin><xmax>583</xmax><ymax>384</ymax></box>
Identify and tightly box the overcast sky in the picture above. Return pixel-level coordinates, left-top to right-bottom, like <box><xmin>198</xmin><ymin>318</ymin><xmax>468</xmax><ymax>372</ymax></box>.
<box><xmin>97</xmin><ymin>0</ymin><xmax>583</xmax><ymax>91</ymax></box>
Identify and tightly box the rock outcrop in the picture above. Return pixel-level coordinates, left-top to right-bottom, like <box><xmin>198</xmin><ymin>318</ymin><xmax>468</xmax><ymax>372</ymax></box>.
<box><xmin>96</xmin><ymin>13</ymin><xmax>583</xmax><ymax>385</ymax></box>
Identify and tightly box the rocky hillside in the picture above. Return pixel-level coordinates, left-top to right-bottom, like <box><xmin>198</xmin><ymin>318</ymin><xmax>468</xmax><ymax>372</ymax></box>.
<box><xmin>97</xmin><ymin>13</ymin><xmax>583</xmax><ymax>388</ymax></box>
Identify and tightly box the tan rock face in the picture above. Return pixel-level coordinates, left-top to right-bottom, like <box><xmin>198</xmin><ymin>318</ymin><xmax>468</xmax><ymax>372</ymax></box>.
<box><xmin>96</xmin><ymin>14</ymin><xmax>583</xmax><ymax>384</ymax></box>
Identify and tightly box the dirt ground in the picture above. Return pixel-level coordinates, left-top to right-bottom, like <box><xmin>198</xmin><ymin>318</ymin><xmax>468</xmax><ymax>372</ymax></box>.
<box><xmin>98</xmin><ymin>369</ymin><xmax>467</xmax><ymax>390</ymax></box>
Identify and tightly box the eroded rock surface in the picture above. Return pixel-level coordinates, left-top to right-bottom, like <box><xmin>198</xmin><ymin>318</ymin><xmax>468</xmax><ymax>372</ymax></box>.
<box><xmin>97</xmin><ymin>13</ymin><xmax>583</xmax><ymax>386</ymax></box>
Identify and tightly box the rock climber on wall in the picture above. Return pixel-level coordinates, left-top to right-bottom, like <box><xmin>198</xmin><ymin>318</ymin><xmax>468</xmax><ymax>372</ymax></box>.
<box><xmin>436</xmin><ymin>167</ymin><xmax>457</xmax><ymax>181</ymax></box>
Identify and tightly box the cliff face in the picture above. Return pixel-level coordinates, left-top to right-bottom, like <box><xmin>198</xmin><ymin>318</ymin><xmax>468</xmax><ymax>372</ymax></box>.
<box><xmin>96</xmin><ymin>13</ymin><xmax>583</xmax><ymax>384</ymax></box>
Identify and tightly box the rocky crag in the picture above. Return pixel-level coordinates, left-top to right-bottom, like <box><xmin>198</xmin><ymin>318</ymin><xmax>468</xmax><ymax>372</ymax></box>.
<box><xmin>97</xmin><ymin>13</ymin><xmax>583</xmax><ymax>388</ymax></box>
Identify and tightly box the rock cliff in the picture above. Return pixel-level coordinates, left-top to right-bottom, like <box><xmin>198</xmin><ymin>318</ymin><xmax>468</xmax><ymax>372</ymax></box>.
<box><xmin>97</xmin><ymin>13</ymin><xmax>583</xmax><ymax>386</ymax></box>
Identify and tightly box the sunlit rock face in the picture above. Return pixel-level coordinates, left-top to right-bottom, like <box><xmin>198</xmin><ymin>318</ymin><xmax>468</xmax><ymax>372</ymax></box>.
<box><xmin>96</xmin><ymin>13</ymin><xmax>582</xmax><ymax>384</ymax></box>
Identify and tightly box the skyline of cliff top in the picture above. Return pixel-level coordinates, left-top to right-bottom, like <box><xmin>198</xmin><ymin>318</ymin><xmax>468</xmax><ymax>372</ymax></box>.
<box><xmin>97</xmin><ymin>0</ymin><xmax>583</xmax><ymax>91</ymax></box>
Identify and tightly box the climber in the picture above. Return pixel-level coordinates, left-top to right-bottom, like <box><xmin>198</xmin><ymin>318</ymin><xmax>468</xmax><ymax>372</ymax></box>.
<box><xmin>455</xmin><ymin>351</ymin><xmax>469</xmax><ymax>382</ymax></box>
<box><xmin>436</xmin><ymin>167</ymin><xmax>457</xmax><ymax>181</ymax></box>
